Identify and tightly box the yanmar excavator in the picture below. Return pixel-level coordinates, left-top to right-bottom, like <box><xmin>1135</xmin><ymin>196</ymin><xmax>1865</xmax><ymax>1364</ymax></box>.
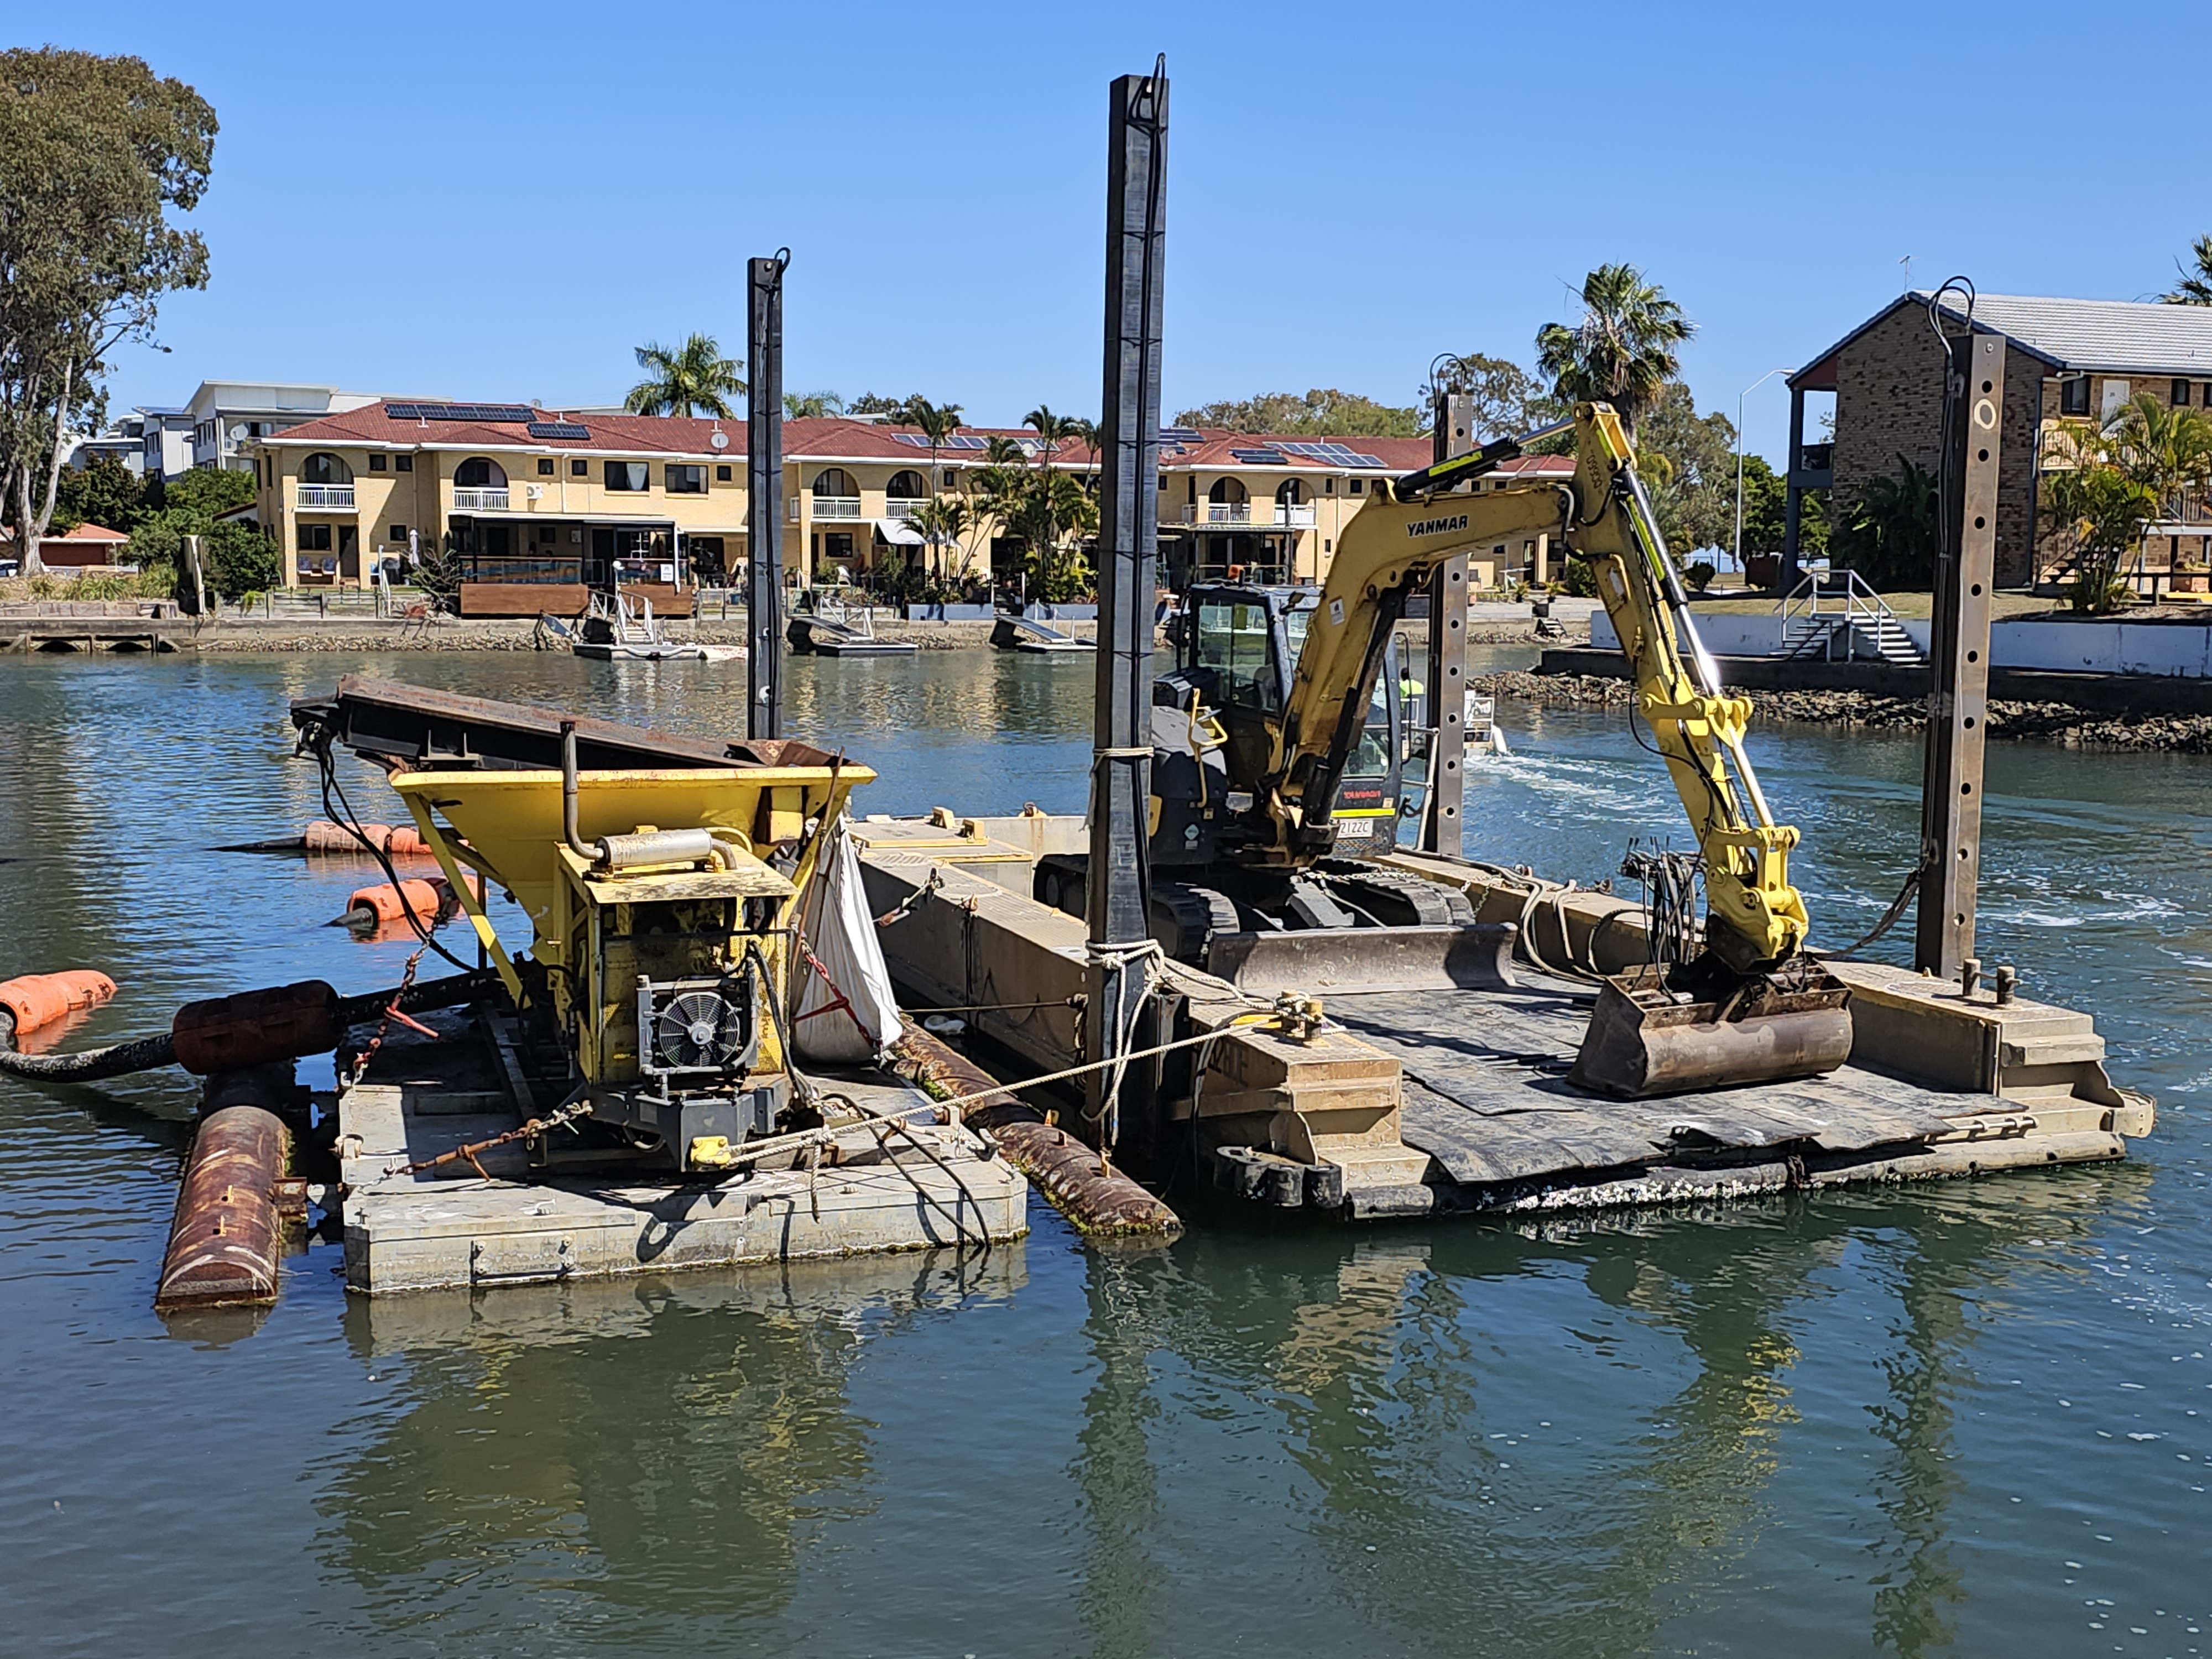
<box><xmin>1039</xmin><ymin>401</ymin><xmax>1851</xmax><ymax>1099</ymax></box>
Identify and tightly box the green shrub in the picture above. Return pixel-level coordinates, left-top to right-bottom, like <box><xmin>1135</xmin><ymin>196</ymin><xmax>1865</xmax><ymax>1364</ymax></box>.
<box><xmin>205</xmin><ymin>521</ymin><xmax>278</xmax><ymax>599</ymax></box>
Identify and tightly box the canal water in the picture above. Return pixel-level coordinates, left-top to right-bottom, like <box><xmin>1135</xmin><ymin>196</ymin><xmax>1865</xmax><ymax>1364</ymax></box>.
<box><xmin>2</xmin><ymin>649</ymin><xmax>2208</xmax><ymax>1658</ymax></box>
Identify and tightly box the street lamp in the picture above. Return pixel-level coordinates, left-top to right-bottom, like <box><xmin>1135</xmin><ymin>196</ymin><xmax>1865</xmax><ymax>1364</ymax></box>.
<box><xmin>1735</xmin><ymin>367</ymin><xmax>1794</xmax><ymax>578</ymax></box>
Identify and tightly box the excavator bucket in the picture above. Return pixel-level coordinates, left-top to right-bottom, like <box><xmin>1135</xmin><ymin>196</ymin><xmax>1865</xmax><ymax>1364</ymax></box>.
<box><xmin>1568</xmin><ymin>961</ymin><xmax>1853</xmax><ymax>1099</ymax></box>
<box><xmin>1205</xmin><ymin>924</ymin><xmax>1519</xmax><ymax>997</ymax></box>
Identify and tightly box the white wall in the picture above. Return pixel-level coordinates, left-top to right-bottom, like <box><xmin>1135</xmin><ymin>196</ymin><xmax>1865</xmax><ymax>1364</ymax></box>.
<box><xmin>1587</xmin><ymin>609</ymin><xmax>2212</xmax><ymax>677</ymax></box>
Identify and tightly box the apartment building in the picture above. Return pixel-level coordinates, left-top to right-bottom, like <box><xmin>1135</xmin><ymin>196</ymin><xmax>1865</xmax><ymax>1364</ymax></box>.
<box><xmin>1787</xmin><ymin>293</ymin><xmax>2212</xmax><ymax>589</ymax></box>
<box><xmin>253</xmin><ymin>402</ymin><xmax>1555</xmax><ymax>609</ymax></box>
<box><xmin>186</xmin><ymin>381</ymin><xmax>389</xmax><ymax>477</ymax></box>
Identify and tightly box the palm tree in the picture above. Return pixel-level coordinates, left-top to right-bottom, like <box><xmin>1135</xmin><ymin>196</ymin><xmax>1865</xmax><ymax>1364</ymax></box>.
<box><xmin>2101</xmin><ymin>392</ymin><xmax>2212</xmax><ymax>597</ymax></box>
<box><xmin>1024</xmin><ymin>404</ymin><xmax>1079</xmax><ymax>457</ymax></box>
<box><xmin>908</xmin><ymin>495</ymin><xmax>974</xmax><ymax>581</ymax></box>
<box><xmin>784</xmin><ymin>390</ymin><xmax>846</xmax><ymax>420</ymax></box>
<box><xmin>1535</xmin><ymin>264</ymin><xmax>1694</xmax><ymax>435</ymax></box>
<box><xmin>902</xmin><ymin>398</ymin><xmax>965</xmax><ymax>505</ymax></box>
<box><xmin>624</xmin><ymin>333</ymin><xmax>745</xmax><ymax>418</ymax></box>
<box><xmin>2163</xmin><ymin>234</ymin><xmax>2212</xmax><ymax>306</ymax></box>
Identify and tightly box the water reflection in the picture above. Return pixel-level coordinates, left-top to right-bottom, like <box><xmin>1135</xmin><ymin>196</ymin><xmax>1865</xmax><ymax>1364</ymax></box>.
<box><xmin>316</xmin><ymin>1250</ymin><xmax>1025</xmax><ymax>1635</ymax></box>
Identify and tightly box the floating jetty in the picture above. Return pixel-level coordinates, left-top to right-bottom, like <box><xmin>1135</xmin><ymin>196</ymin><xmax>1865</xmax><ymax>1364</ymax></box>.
<box><xmin>852</xmin><ymin>811</ymin><xmax>2153</xmax><ymax>1219</ymax></box>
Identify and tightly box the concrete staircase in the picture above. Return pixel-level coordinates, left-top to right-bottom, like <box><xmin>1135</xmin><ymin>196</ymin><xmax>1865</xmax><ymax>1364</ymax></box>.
<box><xmin>1775</xmin><ymin>571</ymin><xmax>1927</xmax><ymax>667</ymax></box>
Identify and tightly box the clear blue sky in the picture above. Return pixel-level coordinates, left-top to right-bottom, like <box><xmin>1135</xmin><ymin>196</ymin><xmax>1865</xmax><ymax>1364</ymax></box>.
<box><xmin>35</xmin><ymin>0</ymin><xmax>2212</xmax><ymax>463</ymax></box>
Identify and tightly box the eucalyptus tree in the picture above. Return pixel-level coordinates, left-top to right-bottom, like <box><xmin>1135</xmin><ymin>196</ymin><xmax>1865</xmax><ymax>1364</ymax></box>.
<box><xmin>624</xmin><ymin>333</ymin><xmax>745</xmax><ymax>418</ymax></box>
<box><xmin>1535</xmin><ymin>264</ymin><xmax>1695</xmax><ymax>436</ymax></box>
<box><xmin>0</xmin><ymin>49</ymin><xmax>216</xmax><ymax>575</ymax></box>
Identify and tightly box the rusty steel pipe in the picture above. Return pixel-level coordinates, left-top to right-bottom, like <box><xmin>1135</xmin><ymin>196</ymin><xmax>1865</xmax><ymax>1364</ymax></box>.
<box><xmin>154</xmin><ymin>1105</ymin><xmax>290</xmax><ymax>1311</ymax></box>
<box><xmin>888</xmin><ymin>1027</ymin><xmax>1180</xmax><ymax>1237</ymax></box>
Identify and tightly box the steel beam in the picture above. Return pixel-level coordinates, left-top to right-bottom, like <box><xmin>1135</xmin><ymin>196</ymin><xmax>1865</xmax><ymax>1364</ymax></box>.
<box><xmin>1084</xmin><ymin>61</ymin><xmax>1168</xmax><ymax>1152</ymax></box>
<box><xmin>747</xmin><ymin>251</ymin><xmax>789</xmax><ymax>740</ymax></box>
<box><xmin>1418</xmin><ymin>393</ymin><xmax>1473</xmax><ymax>855</ymax></box>
<box><xmin>1916</xmin><ymin>332</ymin><xmax>2004</xmax><ymax>976</ymax></box>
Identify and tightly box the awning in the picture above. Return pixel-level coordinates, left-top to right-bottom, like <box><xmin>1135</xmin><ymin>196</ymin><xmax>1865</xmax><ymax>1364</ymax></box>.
<box><xmin>873</xmin><ymin>517</ymin><xmax>925</xmax><ymax>546</ymax></box>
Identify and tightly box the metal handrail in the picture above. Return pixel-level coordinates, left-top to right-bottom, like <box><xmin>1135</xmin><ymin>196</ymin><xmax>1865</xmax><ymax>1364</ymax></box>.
<box><xmin>1774</xmin><ymin>568</ymin><xmax>1918</xmax><ymax>662</ymax></box>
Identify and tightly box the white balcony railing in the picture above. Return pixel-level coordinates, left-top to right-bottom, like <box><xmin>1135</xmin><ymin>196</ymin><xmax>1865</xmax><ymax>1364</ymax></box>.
<box><xmin>885</xmin><ymin>498</ymin><xmax>929</xmax><ymax>521</ymax></box>
<box><xmin>295</xmin><ymin>483</ymin><xmax>355</xmax><ymax>510</ymax></box>
<box><xmin>1180</xmin><ymin>503</ymin><xmax>1316</xmax><ymax>529</ymax></box>
<box><xmin>810</xmin><ymin>495</ymin><xmax>863</xmax><ymax>520</ymax></box>
<box><xmin>452</xmin><ymin>487</ymin><xmax>509</xmax><ymax>512</ymax></box>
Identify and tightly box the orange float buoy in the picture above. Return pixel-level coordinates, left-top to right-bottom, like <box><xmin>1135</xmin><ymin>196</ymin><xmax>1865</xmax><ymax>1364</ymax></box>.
<box><xmin>0</xmin><ymin>970</ymin><xmax>118</xmax><ymax>1036</ymax></box>
<box><xmin>384</xmin><ymin>825</ymin><xmax>432</xmax><ymax>857</ymax></box>
<box><xmin>343</xmin><ymin>879</ymin><xmax>442</xmax><ymax>928</ymax></box>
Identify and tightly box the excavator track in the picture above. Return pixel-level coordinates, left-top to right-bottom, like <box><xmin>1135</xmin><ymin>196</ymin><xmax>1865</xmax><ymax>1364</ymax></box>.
<box><xmin>1150</xmin><ymin>881</ymin><xmax>1242</xmax><ymax>965</ymax></box>
<box><xmin>1315</xmin><ymin>860</ymin><xmax>1478</xmax><ymax>930</ymax></box>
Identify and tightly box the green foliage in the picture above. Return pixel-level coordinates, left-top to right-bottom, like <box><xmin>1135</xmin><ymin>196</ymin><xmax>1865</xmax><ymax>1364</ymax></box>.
<box><xmin>154</xmin><ymin>465</ymin><xmax>253</xmax><ymax>520</ymax></box>
<box><xmin>847</xmin><ymin>392</ymin><xmax>919</xmax><ymax>418</ymax></box>
<box><xmin>1734</xmin><ymin>451</ymin><xmax>1826</xmax><ymax>563</ymax></box>
<box><xmin>54</xmin><ymin>452</ymin><xmax>143</xmax><ymax>533</ymax></box>
<box><xmin>1535</xmin><ymin>263</ymin><xmax>1694</xmax><ymax>435</ymax></box>
<box><xmin>624</xmin><ymin>333</ymin><xmax>744</xmax><ymax>418</ymax></box>
<box><xmin>1171</xmin><ymin>389</ymin><xmax>1423</xmax><ymax>438</ymax></box>
<box><xmin>782</xmin><ymin>390</ymin><xmax>845</xmax><ymax>419</ymax></box>
<box><xmin>2040</xmin><ymin>401</ymin><xmax>2212</xmax><ymax>613</ymax></box>
<box><xmin>0</xmin><ymin>48</ymin><xmax>216</xmax><ymax>572</ymax></box>
<box><xmin>1834</xmin><ymin>455</ymin><xmax>1942</xmax><ymax>589</ymax></box>
<box><xmin>966</xmin><ymin>411</ymin><xmax>1098</xmax><ymax>599</ymax></box>
<box><xmin>1430</xmin><ymin>353</ymin><xmax>1561</xmax><ymax>441</ymax></box>
<box><xmin>2164</xmin><ymin>233</ymin><xmax>2212</xmax><ymax>306</ymax></box>
<box><xmin>204</xmin><ymin>519</ymin><xmax>276</xmax><ymax>599</ymax></box>
<box><xmin>1634</xmin><ymin>383</ymin><xmax>1737</xmax><ymax>555</ymax></box>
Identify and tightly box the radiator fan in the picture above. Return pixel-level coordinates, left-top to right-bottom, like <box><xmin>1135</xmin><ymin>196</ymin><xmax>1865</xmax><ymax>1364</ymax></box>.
<box><xmin>653</xmin><ymin>988</ymin><xmax>751</xmax><ymax>1070</ymax></box>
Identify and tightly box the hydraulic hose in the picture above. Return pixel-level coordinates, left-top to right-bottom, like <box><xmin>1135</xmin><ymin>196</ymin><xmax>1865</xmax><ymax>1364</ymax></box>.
<box><xmin>0</xmin><ymin>1032</ymin><xmax>179</xmax><ymax>1083</ymax></box>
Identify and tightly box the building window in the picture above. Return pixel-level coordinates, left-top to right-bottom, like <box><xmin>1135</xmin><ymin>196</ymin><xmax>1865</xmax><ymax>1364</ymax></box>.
<box><xmin>394</xmin><ymin>454</ymin><xmax>413</xmax><ymax>472</ymax></box>
<box><xmin>298</xmin><ymin>523</ymin><xmax>333</xmax><ymax>552</ymax></box>
<box><xmin>369</xmin><ymin>452</ymin><xmax>387</xmax><ymax>472</ymax></box>
<box><xmin>300</xmin><ymin>452</ymin><xmax>353</xmax><ymax>485</ymax></box>
<box><xmin>2177</xmin><ymin>379</ymin><xmax>2193</xmax><ymax>406</ymax></box>
<box><xmin>537</xmin><ymin>458</ymin><xmax>555</xmax><ymax>475</ymax></box>
<box><xmin>2059</xmin><ymin>377</ymin><xmax>2090</xmax><ymax>416</ymax></box>
<box><xmin>389</xmin><ymin>524</ymin><xmax>407</xmax><ymax>541</ymax></box>
<box><xmin>572</xmin><ymin>458</ymin><xmax>588</xmax><ymax>477</ymax></box>
<box><xmin>811</xmin><ymin>467</ymin><xmax>857</xmax><ymax>498</ymax></box>
<box><xmin>666</xmin><ymin>463</ymin><xmax>706</xmax><ymax>494</ymax></box>
<box><xmin>606</xmin><ymin>460</ymin><xmax>649</xmax><ymax>491</ymax></box>
<box><xmin>1349</xmin><ymin>478</ymin><xmax>1364</xmax><ymax>494</ymax></box>
<box><xmin>455</xmin><ymin>456</ymin><xmax>507</xmax><ymax>487</ymax></box>
<box><xmin>716</xmin><ymin>464</ymin><xmax>732</xmax><ymax>482</ymax></box>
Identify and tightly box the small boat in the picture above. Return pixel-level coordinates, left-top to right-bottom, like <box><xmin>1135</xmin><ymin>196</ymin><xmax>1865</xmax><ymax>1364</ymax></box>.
<box><xmin>557</xmin><ymin>592</ymin><xmax>744</xmax><ymax>663</ymax></box>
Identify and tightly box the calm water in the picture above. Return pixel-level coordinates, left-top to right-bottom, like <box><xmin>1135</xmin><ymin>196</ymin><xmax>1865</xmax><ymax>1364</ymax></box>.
<box><xmin>2</xmin><ymin>648</ymin><xmax>2209</xmax><ymax>1658</ymax></box>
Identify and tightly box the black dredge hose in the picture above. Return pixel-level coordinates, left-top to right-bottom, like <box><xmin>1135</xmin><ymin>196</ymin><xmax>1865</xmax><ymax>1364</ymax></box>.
<box><xmin>0</xmin><ymin>967</ymin><xmax>504</xmax><ymax>1088</ymax></box>
<box><xmin>0</xmin><ymin>1032</ymin><xmax>180</xmax><ymax>1083</ymax></box>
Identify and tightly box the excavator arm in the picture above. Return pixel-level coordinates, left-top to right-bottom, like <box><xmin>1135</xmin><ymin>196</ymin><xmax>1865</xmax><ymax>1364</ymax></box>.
<box><xmin>1265</xmin><ymin>402</ymin><xmax>1809</xmax><ymax>976</ymax></box>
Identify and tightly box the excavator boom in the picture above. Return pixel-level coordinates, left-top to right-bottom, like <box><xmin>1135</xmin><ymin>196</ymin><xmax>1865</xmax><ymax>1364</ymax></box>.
<box><xmin>1246</xmin><ymin>402</ymin><xmax>1849</xmax><ymax>1097</ymax></box>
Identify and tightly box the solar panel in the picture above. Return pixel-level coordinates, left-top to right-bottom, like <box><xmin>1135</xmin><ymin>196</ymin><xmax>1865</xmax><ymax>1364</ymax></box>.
<box><xmin>893</xmin><ymin>432</ymin><xmax>931</xmax><ymax>447</ymax></box>
<box><xmin>941</xmin><ymin>434</ymin><xmax>990</xmax><ymax>451</ymax></box>
<box><xmin>526</xmin><ymin>421</ymin><xmax>591</xmax><ymax>440</ymax></box>
<box><xmin>1157</xmin><ymin>426</ymin><xmax>1203</xmax><ymax>442</ymax></box>
<box><xmin>1229</xmin><ymin>447</ymin><xmax>1288</xmax><ymax>464</ymax></box>
<box><xmin>385</xmin><ymin>401</ymin><xmax>534</xmax><ymax>423</ymax></box>
<box><xmin>1346</xmin><ymin>453</ymin><xmax>1385</xmax><ymax>468</ymax></box>
<box><xmin>1275</xmin><ymin>441</ymin><xmax>1332</xmax><ymax>458</ymax></box>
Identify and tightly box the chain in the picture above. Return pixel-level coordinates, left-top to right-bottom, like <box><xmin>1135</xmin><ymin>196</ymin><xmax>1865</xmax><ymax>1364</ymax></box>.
<box><xmin>343</xmin><ymin>943</ymin><xmax>429</xmax><ymax>1091</ymax></box>
<box><xmin>383</xmin><ymin>1097</ymin><xmax>592</xmax><ymax>1180</ymax></box>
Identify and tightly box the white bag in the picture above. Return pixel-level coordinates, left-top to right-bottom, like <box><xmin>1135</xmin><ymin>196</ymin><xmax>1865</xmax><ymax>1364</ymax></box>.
<box><xmin>792</xmin><ymin>817</ymin><xmax>905</xmax><ymax>1065</ymax></box>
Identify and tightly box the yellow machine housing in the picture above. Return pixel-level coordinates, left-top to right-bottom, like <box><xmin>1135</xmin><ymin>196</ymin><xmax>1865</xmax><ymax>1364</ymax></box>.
<box><xmin>389</xmin><ymin>758</ymin><xmax>872</xmax><ymax>1170</ymax></box>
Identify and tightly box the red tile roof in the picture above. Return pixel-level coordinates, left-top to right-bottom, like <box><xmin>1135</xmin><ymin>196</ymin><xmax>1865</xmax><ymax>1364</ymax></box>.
<box><xmin>260</xmin><ymin>402</ymin><xmax>1456</xmax><ymax>474</ymax></box>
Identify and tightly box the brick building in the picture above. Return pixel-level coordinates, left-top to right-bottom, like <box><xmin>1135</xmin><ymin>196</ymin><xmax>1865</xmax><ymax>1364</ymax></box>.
<box><xmin>1786</xmin><ymin>293</ymin><xmax>2212</xmax><ymax>589</ymax></box>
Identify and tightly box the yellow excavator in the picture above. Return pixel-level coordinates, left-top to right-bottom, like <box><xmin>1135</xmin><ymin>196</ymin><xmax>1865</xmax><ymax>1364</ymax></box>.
<box><xmin>1039</xmin><ymin>401</ymin><xmax>1850</xmax><ymax>1098</ymax></box>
